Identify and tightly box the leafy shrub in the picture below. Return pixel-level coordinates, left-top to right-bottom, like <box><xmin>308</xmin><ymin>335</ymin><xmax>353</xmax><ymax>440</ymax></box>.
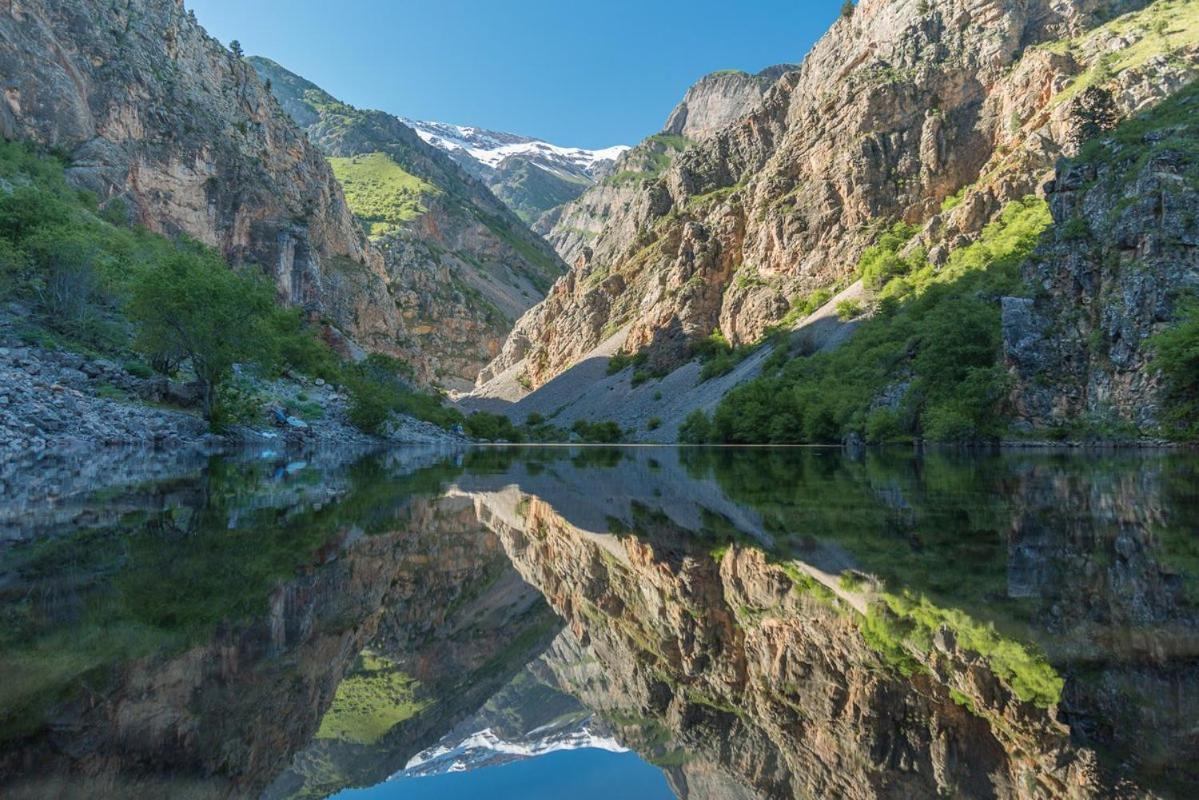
<box><xmin>571</xmin><ymin>419</ymin><xmax>623</xmax><ymax>443</ymax></box>
<box><xmin>343</xmin><ymin>358</ymin><xmax>462</xmax><ymax>435</ymax></box>
<box><xmin>607</xmin><ymin>349</ymin><xmax>648</xmax><ymax>375</ymax></box>
<box><xmin>1152</xmin><ymin>295</ymin><xmax>1199</xmax><ymax>438</ymax></box>
<box><xmin>709</xmin><ymin>197</ymin><xmax>1052</xmax><ymax>444</ymax></box>
<box><xmin>678</xmin><ymin>410</ymin><xmax>713</xmax><ymax>444</ymax></box>
<box><xmin>647</xmin><ymin>417</ymin><xmax>662</xmax><ymax>431</ymax></box>
<box><xmin>856</xmin><ymin>222</ymin><xmax>920</xmax><ymax>290</ymax></box>
<box><xmin>123</xmin><ymin>360</ymin><xmax>154</xmax><ymax>379</ymax></box>
<box><xmin>796</xmin><ymin>288</ymin><xmax>833</xmax><ymax>317</ymax></box>
<box><xmin>465</xmin><ymin>412</ymin><xmax>523</xmax><ymax>442</ymax></box>
<box><xmin>695</xmin><ymin>328</ymin><xmax>756</xmax><ymax>381</ymax></box>
<box><xmin>213</xmin><ymin>377</ymin><xmax>268</xmax><ymax>429</ymax></box>
<box><xmin>835</xmin><ymin>299</ymin><xmax>863</xmax><ymax>321</ymax></box>
<box><xmin>128</xmin><ymin>246</ymin><xmax>277</xmax><ymax>421</ymax></box>
<box><xmin>864</xmin><ymin>409</ymin><xmax>902</xmax><ymax>444</ymax></box>
<box><xmin>692</xmin><ymin>329</ymin><xmax>732</xmax><ymax>361</ymax></box>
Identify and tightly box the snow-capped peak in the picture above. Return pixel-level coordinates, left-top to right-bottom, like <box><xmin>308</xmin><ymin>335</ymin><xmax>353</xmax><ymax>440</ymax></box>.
<box><xmin>398</xmin><ymin>722</ymin><xmax>627</xmax><ymax>779</ymax></box>
<box><xmin>402</xmin><ymin>118</ymin><xmax>628</xmax><ymax>179</ymax></box>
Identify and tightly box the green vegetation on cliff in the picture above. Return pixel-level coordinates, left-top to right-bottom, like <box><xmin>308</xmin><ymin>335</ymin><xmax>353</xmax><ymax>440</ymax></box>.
<box><xmin>316</xmin><ymin>651</ymin><xmax>429</xmax><ymax>745</ymax></box>
<box><xmin>604</xmin><ymin>133</ymin><xmax>694</xmax><ymax>187</ymax></box>
<box><xmin>685</xmin><ymin>197</ymin><xmax>1051</xmax><ymax>444</ymax></box>
<box><xmin>0</xmin><ymin>139</ymin><xmax>456</xmax><ymax>432</ymax></box>
<box><xmin>1152</xmin><ymin>296</ymin><xmax>1199</xmax><ymax>437</ymax></box>
<box><xmin>329</xmin><ymin>152</ymin><xmax>438</xmax><ymax>237</ymax></box>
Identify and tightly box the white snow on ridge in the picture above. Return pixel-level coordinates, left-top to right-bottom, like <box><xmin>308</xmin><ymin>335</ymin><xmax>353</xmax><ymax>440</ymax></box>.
<box><xmin>403</xmin><ymin>118</ymin><xmax>628</xmax><ymax>177</ymax></box>
<box><xmin>398</xmin><ymin>724</ymin><xmax>627</xmax><ymax>779</ymax></box>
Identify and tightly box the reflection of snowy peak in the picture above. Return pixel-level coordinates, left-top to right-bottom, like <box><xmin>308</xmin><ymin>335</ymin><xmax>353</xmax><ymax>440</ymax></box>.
<box><xmin>402</xmin><ymin>720</ymin><xmax>626</xmax><ymax>777</ymax></box>
<box><xmin>401</xmin><ymin>119</ymin><xmax>629</xmax><ymax>223</ymax></box>
<box><xmin>404</xmin><ymin>119</ymin><xmax>627</xmax><ymax>178</ymax></box>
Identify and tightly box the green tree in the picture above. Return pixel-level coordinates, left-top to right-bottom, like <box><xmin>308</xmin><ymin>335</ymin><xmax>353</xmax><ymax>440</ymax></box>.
<box><xmin>127</xmin><ymin>248</ymin><xmax>275</xmax><ymax>421</ymax></box>
<box><xmin>841</xmin><ymin>0</ymin><xmax>855</xmax><ymax>18</ymax></box>
<box><xmin>1152</xmin><ymin>296</ymin><xmax>1199</xmax><ymax>437</ymax></box>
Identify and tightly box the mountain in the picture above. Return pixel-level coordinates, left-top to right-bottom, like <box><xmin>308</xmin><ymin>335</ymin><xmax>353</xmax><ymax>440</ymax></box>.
<box><xmin>663</xmin><ymin>65</ymin><xmax>798</xmax><ymax>140</ymax></box>
<box><xmin>249</xmin><ymin>57</ymin><xmax>568</xmax><ymax>389</ymax></box>
<box><xmin>0</xmin><ymin>0</ymin><xmax>402</xmax><ymax>353</ymax></box>
<box><xmin>399</xmin><ymin>665</ymin><xmax>623</xmax><ymax>778</ymax></box>
<box><xmin>402</xmin><ymin>119</ymin><xmax>627</xmax><ymax>224</ymax></box>
<box><xmin>469</xmin><ymin>0</ymin><xmax>1199</xmax><ymax>444</ymax></box>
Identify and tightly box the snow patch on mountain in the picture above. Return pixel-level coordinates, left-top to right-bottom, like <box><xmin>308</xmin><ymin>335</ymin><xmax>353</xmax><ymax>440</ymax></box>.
<box><xmin>399</xmin><ymin>721</ymin><xmax>626</xmax><ymax>778</ymax></box>
<box><xmin>403</xmin><ymin>119</ymin><xmax>628</xmax><ymax>179</ymax></box>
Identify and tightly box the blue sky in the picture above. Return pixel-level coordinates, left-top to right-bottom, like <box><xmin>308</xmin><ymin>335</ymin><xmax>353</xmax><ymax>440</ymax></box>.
<box><xmin>185</xmin><ymin>0</ymin><xmax>842</xmax><ymax>148</ymax></box>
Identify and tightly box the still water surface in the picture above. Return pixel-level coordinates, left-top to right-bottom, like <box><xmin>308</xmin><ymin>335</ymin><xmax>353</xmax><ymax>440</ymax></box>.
<box><xmin>1</xmin><ymin>446</ymin><xmax>1197</xmax><ymax>799</ymax></box>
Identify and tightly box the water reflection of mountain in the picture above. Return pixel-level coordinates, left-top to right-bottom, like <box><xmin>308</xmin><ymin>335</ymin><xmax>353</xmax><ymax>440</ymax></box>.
<box><xmin>454</xmin><ymin>447</ymin><xmax>1199</xmax><ymax>798</ymax></box>
<box><xmin>1</xmin><ymin>446</ymin><xmax>1197</xmax><ymax>799</ymax></box>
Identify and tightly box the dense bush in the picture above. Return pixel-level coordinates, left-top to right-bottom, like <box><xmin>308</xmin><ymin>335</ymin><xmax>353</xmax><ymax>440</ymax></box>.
<box><xmin>1152</xmin><ymin>295</ymin><xmax>1199</xmax><ymax>438</ymax></box>
<box><xmin>464</xmin><ymin>411</ymin><xmax>523</xmax><ymax>442</ymax></box>
<box><xmin>678</xmin><ymin>410</ymin><xmax>714</xmax><ymax>444</ymax></box>
<box><xmin>571</xmin><ymin>419</ymin><xmax>623</xmax><ymax>443</ymax></box>
<box><xmin>128</xmin><ymin>246</ymin><xmax>278</xmax><ymax>420</ymax></box>
<box><xmin>856</xmin><ymin>222</ymin><xmax>922</xmax><ymax>290</ymax></box>
<box><xmin>344</xmin><ymin>356</ymin><xmax>462</xmax><ymax>435</ymax></box>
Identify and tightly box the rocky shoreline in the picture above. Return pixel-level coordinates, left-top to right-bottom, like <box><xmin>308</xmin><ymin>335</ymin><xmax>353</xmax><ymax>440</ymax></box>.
<box><xmin>0</xmin><ymin>341</ymin><xmax>468</xmax><ymax>471</ymax></box>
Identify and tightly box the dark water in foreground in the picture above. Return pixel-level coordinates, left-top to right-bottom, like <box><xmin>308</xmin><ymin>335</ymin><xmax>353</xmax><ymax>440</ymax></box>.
<box><xmin>1</xmin><ymin>446</ymin><xmax>1197</xmax><ymax>799</ymax></box>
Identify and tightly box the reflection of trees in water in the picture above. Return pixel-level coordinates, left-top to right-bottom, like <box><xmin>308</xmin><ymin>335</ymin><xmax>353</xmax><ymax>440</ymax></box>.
<box><xmin>0</xmin><ymin>450</ymin><xmax>560</xmax><ymax>799</ymax></box>
<box><xmin>4</xmin><ymin>447</ymin><xmax>1199</xmax><ymax>798</ymax></box>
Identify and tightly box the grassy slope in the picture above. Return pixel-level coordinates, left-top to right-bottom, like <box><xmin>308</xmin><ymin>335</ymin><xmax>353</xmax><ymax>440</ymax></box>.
<box><xmin>329</xmin><ymin>152</ymin><xmax>438</xmax><ymax>238</ymax></box>
<box><xmin>315</xmin><ymin>651</ymin><xmax>429</xmax><ymax>745</ymax></box>
<box><xmin>1049</xmin><ymin>0</ymin><xmax>1199</xmax><ymax>105</ymax></box>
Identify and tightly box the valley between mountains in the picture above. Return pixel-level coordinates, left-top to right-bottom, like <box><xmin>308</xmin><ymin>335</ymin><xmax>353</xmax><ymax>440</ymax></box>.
<box><xmin>5</xmin><ymin>3</ymin><xmax>1199</xmax><ymax>800</ymax></box>
<box><xmin>1</xmin><ymin>0</ymin><xmax>1198</xmax><ymax>453</ymax></box>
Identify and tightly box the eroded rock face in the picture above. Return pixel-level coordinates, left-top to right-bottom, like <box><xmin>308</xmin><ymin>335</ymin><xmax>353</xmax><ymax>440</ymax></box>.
<box><xmin>1004</xmin><ymin>99</ymin><xmax>1199</xmax><ymax>430</ymax></box>
<box><xmin>447</xmin><ymin>446</ymin><xmax>1199</xmax><ymax>798</ymax></box>
<box><xmin>264</xmin><ymin>495</ymin><xmax>560</xmax><ymax>799</ymax></box>
<box><xmin>0</xmin><ymin>456</ymin><xmax>557</xmax><ymax>800</ymax></box>
<box><xmin>663</xmin><ymin>66</ymin><xmax>796</xmax><ymax>141</ymax></box>
<box><xmin>0</xmin><ymin>0</ymin><xmax>402</xmax><ymax>350</ymax></box>
<box><xmin>479</xmin><ymin>0</ymin><xmax>1191</xmax><ymax>393</ymax></box>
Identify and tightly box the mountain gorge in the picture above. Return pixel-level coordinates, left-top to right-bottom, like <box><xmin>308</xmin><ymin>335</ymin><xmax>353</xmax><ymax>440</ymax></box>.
<box><xmin>249</xmin><ymin>57</ymin><xmax>568</xmax><ymax>388</ymax></box>
<box><xmin>471</xmin><ymin>0</ymin><xmax>1199</xmax><ymax>445</ymax></box>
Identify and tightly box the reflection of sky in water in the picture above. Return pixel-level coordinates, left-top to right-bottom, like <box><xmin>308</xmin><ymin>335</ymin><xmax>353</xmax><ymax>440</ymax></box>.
<box><xmin>331</xmin><ymin>749</ymin><xmax>674</xmax><ymax>799</ymax></box>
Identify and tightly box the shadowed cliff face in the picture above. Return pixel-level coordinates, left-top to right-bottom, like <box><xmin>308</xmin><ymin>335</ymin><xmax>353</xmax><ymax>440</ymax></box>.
<box><xmin>3</xmin><ymin>446</ymin><xmax>1198</xmax><ymax>800</ymax></box>
<box><xmin>248</xmin><ymin>57</ymin><xmax>567</xmax><ymax>390</ymax></box>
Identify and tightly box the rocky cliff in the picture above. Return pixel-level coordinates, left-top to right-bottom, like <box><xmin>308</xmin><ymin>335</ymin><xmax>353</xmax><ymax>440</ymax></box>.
<box><xmin>0</xmin><ymin>0</ymin><xmax>402</xmax><ymax>351</ymax></box>
<box><xmin>477</xmin><ymin>0</ymin><xmax>1198</xmax><ymax>399</ymax></box>
<box><xmin>249</xmin><ymin>57</ymin><xmax>567</xmax><ymax>389</ymax></box>
<box><xmin>0</xmin><ymin>452</ymin><xmax>559</xmax><ymax>800</ymax></box>
<box><xmin>663</xmin><ymin>65</ymin><xmax>796</xmax><ymax>141</ymax></box>
<box><xmin>463</xmin><ymin>486</ymin><xmax>1096</xmax><ymax>798</ymax></box>
<box><xmin>263</xmin><ymin>492</ymin><xmax>560</xmax><ymax>799</ymax></box>
<box><xmin>1005</xmin><ymin>82</ymin><xmax>1199</xmax><ymax>432</ymax></box>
